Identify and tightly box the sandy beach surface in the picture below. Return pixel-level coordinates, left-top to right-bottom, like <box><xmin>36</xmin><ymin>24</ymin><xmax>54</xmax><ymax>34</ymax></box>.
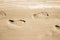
<box><xmin>0</xmin><ymin>0</ymin><xmax>60</xmax><ymax>40</ymax></box>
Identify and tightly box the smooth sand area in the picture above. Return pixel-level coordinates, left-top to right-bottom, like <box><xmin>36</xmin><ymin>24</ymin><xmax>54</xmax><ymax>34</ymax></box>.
<box><xmin>0</xmin><ymin>1</ymin><xmax>60</xmax><ymax>40</ymax></box>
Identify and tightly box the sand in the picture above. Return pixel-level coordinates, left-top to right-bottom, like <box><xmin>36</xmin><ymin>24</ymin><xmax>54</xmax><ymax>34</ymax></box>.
<box><xmin>0</xmin><ymin>0</ymin><xmax>60</xmax><ymax>40</ymax></box>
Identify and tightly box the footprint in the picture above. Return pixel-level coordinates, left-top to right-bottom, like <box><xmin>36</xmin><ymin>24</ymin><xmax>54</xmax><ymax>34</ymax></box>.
<box><xmin>33</xmin><ymin>11</ymin><xmax>49</xmax><ymax>19</ymax></box>
<box><xmin>9</xmin><ymin>19</ymin><xmax>26</xmax><ymax>26</ymax></box>
<box><xmin>0</xmin><ymin>11</ymin><xmax>6</xmax><ymax>19</ymax></box>
<box><xmin>54</xmin><ymin>24</ymin><xmax>60</xmax><ymax>33</ymax></box>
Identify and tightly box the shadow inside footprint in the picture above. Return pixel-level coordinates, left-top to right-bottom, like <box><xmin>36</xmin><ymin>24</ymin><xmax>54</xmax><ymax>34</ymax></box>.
<box><xmin>9</xmin><ymin>20</ymin><xmax>14</xmax><ymax>22</ymax></box>
<box><xmin>19</xmin><ymin>19</ymin><xmax>26</xmax><ymax>23</ymax></box>
<box><xmin>55</xmin><ymin>25</ymin><xmax>60</xmax><ymax>28</ymax></box>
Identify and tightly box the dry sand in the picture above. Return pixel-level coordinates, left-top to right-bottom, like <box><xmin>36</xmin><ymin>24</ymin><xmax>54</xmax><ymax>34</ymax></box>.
<box><xmin>0</xmin><ymin>0</ymin><xmax>60</xmax><ymax>40</ymax></box>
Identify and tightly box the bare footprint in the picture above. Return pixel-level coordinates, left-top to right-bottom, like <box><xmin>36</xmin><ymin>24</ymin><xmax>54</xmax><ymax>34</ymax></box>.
<box><xmin>0</xmin><ymin>10</ymin><xmax>6</xmax><ymax>19</ymax></box>
<box><xmin>54</xmin><ymin>24</ymin><xmax>60</xmax><ymax>33</ymax></box>
<box><xmin>8</xmin><ymin>19</ymin><xmax>26</xmax><ymax>26</ymax></box>
<box><xmin>32</xmin><ymin>11</ymin><xmax>49</xmax><ymax>19</ymax></box>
